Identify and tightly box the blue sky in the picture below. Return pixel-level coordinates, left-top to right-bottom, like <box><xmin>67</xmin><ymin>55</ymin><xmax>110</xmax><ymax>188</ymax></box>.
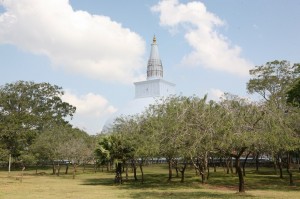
<box><xmin>0</xmin><ymin>0</ymin><xmax>299</xmax><ymax>134</ymax></box>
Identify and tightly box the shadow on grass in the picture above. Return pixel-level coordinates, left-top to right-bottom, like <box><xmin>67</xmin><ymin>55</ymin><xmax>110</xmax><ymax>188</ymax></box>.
<box><xmin>129</xmin><ymin>191</ymin><xmax>255</xmax><ymax>199</ymax></box>
<box><xmin>82</xmin><ymin>176</ymin><xmax>255</xmax><ymax>198</ymax></box>
<box><xmin>208</xmin><ymin>168</ymin><xmax>300</xmax><ymax>192</ymax></box>
<box><xmin>81</xmin><ymin>167</ymin><xmax>300</xmax><ymax>193</ymax></box>
<box><xmin>82</xmin><ymin>172</ymin><xmax>200</xmax><ymax>189</ymax></box>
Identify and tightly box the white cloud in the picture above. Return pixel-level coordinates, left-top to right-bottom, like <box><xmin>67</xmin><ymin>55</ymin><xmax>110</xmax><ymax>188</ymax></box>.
<box><xmin>62</xmin><ymin>90</ymin><xmax>117</xmax><ymax>134</ymax></box>
<box><xmin>0</xmin><ymin>0</ymin><xmax>145</xmax><ymax>83</ymax></box>
<box><xmin>152</xmin><ymin>0</ymin><xmax>252</xmax><ymax>77</ymax></box>
<box><xmin>208</xmin><ymin>88</ymin><xmax>225</xmax><ymax>101</ymax></box>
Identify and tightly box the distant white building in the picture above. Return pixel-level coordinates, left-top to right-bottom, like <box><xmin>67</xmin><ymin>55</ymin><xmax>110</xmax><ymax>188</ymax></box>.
<box><xmin>103</xmin><ymin>36</ymin><xmax>176</xmax><ymax>131</ymax></box>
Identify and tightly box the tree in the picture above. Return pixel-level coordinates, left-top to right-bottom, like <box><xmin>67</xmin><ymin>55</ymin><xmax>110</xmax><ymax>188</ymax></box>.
<box><xmin>112</xmin><ymin>114</ymin><xmax>158</xmax><ymax>183</ymax></box>
<box><xmin>185</xmin><ymin>96</ymin><xmax>219</xmax><ymax>184</ymax></box>
<box><xmin>287</xmin><ymin>62</ymin><xmax>300</xmax><ymax>107</ymax></box>
<box><xmin>247</xmin><ymin>60</ymin><xmax>300</xmax><ymax>185</ymax></box>
<box><xmin>30</xmin><ymin>124</ymin><xmax>91</xmax><ymax>177</ymax></box>
<box><xmin>247</xmin><ymin>60</ymin><xmax>299</xmax><ymax>105</ymax></box>
<box><xmin>95</xmin><ymin>135</ymin><xmax>114</xmax><ymax>172</ymax></box>
<box><xmin>147</xmin><ymin>96</ymin><xmax>189</xmax><ymax>182</ymax></box>
<box><xmin>62</xmin><ymin>137</ymin><xmax>91</xmax><ymax>179</ymax></box>
<box><xmin>0</xmin><ymin>81</ymin><xmax>76</xmax><ymax>163</ymax></box>
<box><xmin>96</xmin><ymin>132</ymin><xmax>134</xmax><ymax>183</ymax></box>
<box><xmin>216</xmin><ymin>94</ymin><xmax>265</xmax><ymax>193</ymax></box>
<box><xmin>287</xmin><ymin>78</ymin><xmax>300</xmax><ymax>107</ymax></box>
<box><xmin>262</xmin><ymin>101</ymin><xmax>299</xmax><ymax>184</ymax></box>
<box><xmin>30</xmin><ymin>124</ymin><xmax>72</xmax><ymax>175</ymax></box>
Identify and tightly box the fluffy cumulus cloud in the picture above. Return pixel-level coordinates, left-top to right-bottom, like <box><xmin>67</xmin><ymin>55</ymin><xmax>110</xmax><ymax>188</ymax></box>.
<box><xmin>62</xmin><ymin>90</ymin><xmax>117</xmax><ymax>134</ymax></box>
<box><xmin>152</xmin><ymin>0</ymin><xmax>252</xmax><ymax>77</ymax></box>
<box><xmin>0</xmin><ymin>0</ymin><xmax>145</xmax><ymax>83</ymax></box>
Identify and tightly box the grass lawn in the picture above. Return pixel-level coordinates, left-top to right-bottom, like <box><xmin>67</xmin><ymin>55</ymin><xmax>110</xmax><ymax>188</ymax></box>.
<box><xmin>0</xmin><ymin>164</ymin><xmax>299</xmax><ymax>199</ymax></box>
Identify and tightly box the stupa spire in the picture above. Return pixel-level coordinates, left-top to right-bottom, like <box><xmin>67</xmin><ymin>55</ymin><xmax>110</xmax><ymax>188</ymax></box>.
<box><xmin>147</xmin><ymin>35</ymin><xmax>163</xmax><ymax>80</ymax></box>
<box><xmin>153</xmin><ymin>35</ymin><xmax>157</xmax><ymax>44</ymax></box>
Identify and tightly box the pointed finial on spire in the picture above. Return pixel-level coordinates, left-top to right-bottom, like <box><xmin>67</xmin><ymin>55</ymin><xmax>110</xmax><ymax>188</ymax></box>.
<box><xmin>147</xmin><ymin>35</ymin><xmax>163</xmax><ymax>80</ymax></box>
<box><xmin>153</xmin><ymin>35</ymin><xmax>157</xmax><ymax>44</ymax></box>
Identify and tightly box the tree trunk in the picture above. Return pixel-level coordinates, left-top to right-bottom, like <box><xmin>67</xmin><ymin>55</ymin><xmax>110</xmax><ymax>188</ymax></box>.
<box><xmin>132</xmin><ymin>160</ymin><xmax>138</xmax><ymax>181</ymax></box>
<box><xmin>173</xmin><ymin>159</ymin><xmax>179</xmax><ymax>177</ymax></box>
<box><xmin>273</xmin><ymin>158</ymin><xmax>278</xmax><ymax>175</ymax></box>
<box><xmin>168</xmin><ymin>158</ymin><xmax>172</xmax><ymax>182</ymax></box>
<box><xmin>204</xmin><ymin>153</ymin><xmax>209</xmax><ymax>180</ymax></box>
<box><xmin>72</xmin><ymin>163</ymin><xmax>76</xmax><ymax>179</ymax></box>
<box><xmin>83</xmin><ymin>164</ymin><xmax>86</xmax><ymax>173</ymax></box>
<box><xmin>115</xmin><ymin>162</ymin><xmax>122</xmax><ymax>184</ymax></box>
<box><xmin>229</xmin><ymin>157</ymin><xmax>234</xmax><ymax>174</ymax></box>
<box><xmin>287</xmin><ymin>152</ymin><xmax>294</xmax><ymax>186</ymax></box>
<box><xmin>212</xmin><ymin>157</ymin><xmax>216</xmax><ymax>172</ymax></box>
<box><xmin>242</xmin><ymin>152</ymin><xmax>251</xmax><ymax>176</ymax></box>
<box><xmin>207</xmin><ymin>165</ymin><xmax>210</xmax><ymax>180</ymax></box>
<box><xmin>198</xmin><ymin>158</ymin><xmax>206</xmax><ymax>184</ymax></box>
<box><xmin>235</xmin><ymin>157</ymin><xmax>245</xmax><ymax>192</ymax></box>
<box><xmin>200</xmin><ymin>169</ymin><xmax>205</xmax><ymax>184</ymax></box>
<box><xmin>220</xmin><ymin>157</ymin><xmax>226</xmax><ymax>172</ymax></box>
<box><xmin>93</xmin><ymin>160</ymin><xmax>97</xmax><ymax>173</ymax></box>
<box><xmin>139</xmin><ymin>163</ymin><xmax>144</xmax><ymax>184</ymax></box>
<box><xmin>277</xmin><ymin>155</ymin><xmax>283</xmax><ymax>179</ymax></box>
<box><xmin>52</xmin><ymin>162</ymin><xmax>56</xmax><ymax>175</ymax></box>
<box><xmin>255</xmin><ymin>153</ymin><xmax>259</xmax><ymax>172</ymax></box>
<box><xmin>65</xmin><ymin>163</ymin><xmax>69</xmax><ymax>174</ymax></box>
<box><xmin>125</xmin><ymin>162</ymin><xmax>128</xmax><ymax>181</ymax></box>
<box><xmin>179</xmin><ymin>161</ymin><xmax>187</xmax><ymax>183</ymax></box>
<box><xmin>226</xmin><ymin>158</ymin><xmax>230</xmax><ymax>174</ymax></box>
<box><xmin>107</xmin><ymin>161</ymin><xmax>110</xmax><ymax>171</ymax></box>
<box><xmin>8</xmin><ymin>154</ymin><xmax>11</xmax><ymax>175</ymax></box>
<box><xmin>56</xmin><ymin>163</ymin><xmax>60</xmax><ymax>176</ymax></box>
<box><xmin>230</xmin><ymin>147</ymin><xmax>247</xmax><ymax>193</ymax></box>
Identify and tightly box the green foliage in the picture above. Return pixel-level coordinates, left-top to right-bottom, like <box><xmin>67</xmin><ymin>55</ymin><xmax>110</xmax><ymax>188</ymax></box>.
<box><xmin>287</xmin><ymin>78</ymin><xmax>300</xmax><ymax>107</ymax></box>
<box><xmin>30</xmin><ymin>124</ymin><xmax>92</xmax><ymax>165</ymax></box>
<box><xmin>105</xmin><ymin>59</ymin><xmax>300</xmax><ymax>190</ymax></box>
<box><xmin>0</xmin><ymin>81</ymin><xmax>76</xmax><ymax>160</ymax></box>
<box><xmin>247</xmin><ymin>60</ymin><xmax>299</xmax><ymax>104</ymax></box>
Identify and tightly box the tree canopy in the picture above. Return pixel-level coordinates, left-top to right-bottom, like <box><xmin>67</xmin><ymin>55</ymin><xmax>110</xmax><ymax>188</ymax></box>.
<box><xmin>0</xmin><ymin>81</ymin><xmax>76</xmax><ymax>159</ymax></box>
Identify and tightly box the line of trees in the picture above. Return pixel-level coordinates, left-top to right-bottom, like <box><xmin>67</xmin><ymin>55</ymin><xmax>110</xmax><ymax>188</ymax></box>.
<box><xmin>97</xmin><ymin>60</ymin><xmax>300</xmax><ymax>192</ymax></box>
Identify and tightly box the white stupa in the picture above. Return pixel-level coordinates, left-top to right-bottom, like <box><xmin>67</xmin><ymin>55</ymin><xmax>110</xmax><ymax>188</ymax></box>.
<box><xmin>103</xmin><ymin>36</ymin><xmax>176</xmax><ymax>131</ymax></box>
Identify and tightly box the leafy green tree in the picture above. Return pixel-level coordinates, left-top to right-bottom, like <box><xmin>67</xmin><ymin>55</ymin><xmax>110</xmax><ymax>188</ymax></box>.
<box><xmin>247</xmin><ymin>60</ymin><xmax>299</xmax><ymax>105</ymax></box>
<box><xmin>31</xmin><ymin>124</ymin><xmax>91</xmax><ymax>177</ymax></box>
<box><xmin>287</xmin><ymin>63</ymin><xmax>300</xmax><ymax>106</ymax></box>
<box><xmin>112</xmin><ymin>114</ymin><xmax>158</xmax><ymax>183</ymax></box>
<box><xmin>186</xmin><ymin>96</ymin><xmax>220</xmax><ymax>183</ymax></box>
<box><xmin>111</xmin><ymin>116</ymin><xmax>138</xmax><ymax>181</ymax></box>
<box><xmin>96</xmin><ymin>131</ymin><xmax>134</xmax><ymax>183</ymax></box>
<box><xmin>262</xmin><ymin>101</ymin><xmax>299</xmax><ymax>184</ymax></box>
<box><xmin>217</xmin><ymin>94</ymin><xmax>265</xmax><ymax>193</ymax></box>
<box><xmin>247</xmin><ymin>60</ymin><xmax>300</xmax><ymax>185</ymax></box>
<box><xmin>147</xmin><ymin>96</ymin><xmax>189</xmax><ymax>182</ymax></box>
<box><xmin>0</xmin><ymin>81</ymin><xmax>76</xmax><ymax>162</ymax></box>
<box><xmin>61</xmin><ymin>137</ymin><xmax>92</xmax><ymax>179</ymax></box>
<box><xmin>287</xmin><ymin>78</ymin><xmax>300</xmax><ymax>107</ymax></box>
<box><xmin>30</xmin><ymin>124</ymin><xmax>72</xmax><ymax>175</ymax></box>
<box><xmin>95</xmin><ymin>135</ymin><xmax>114</xmax><ymax>171</ymax></box>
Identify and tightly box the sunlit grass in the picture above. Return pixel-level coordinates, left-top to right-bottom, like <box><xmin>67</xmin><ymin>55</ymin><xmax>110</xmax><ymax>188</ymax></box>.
<box><xmin>0</xmin><ymin>164</ymin><xmax>299</xmax><ymax>199</ymax></box>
